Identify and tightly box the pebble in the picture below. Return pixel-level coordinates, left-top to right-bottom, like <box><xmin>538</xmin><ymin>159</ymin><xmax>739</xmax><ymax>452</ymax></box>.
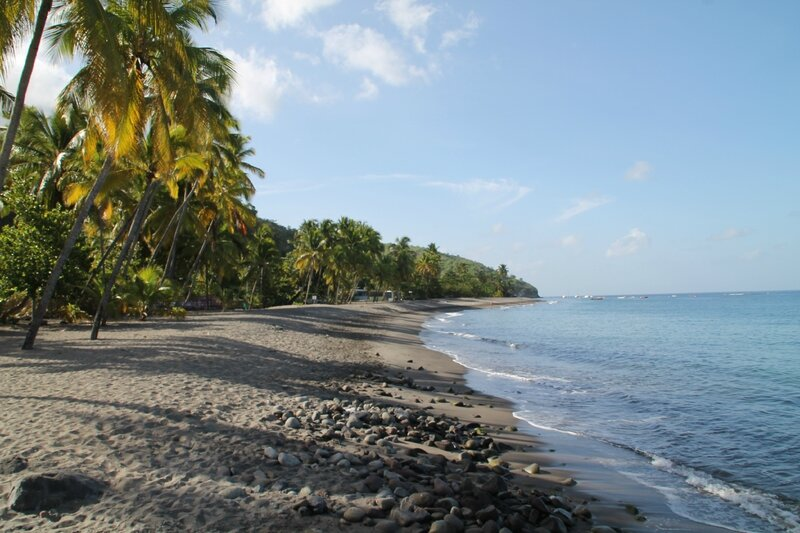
<box><xmin>284</xmin><ymin>417</ymin><xmax>301</xmax><ymax>429</ymax></box>
<box><xmin>278</xmin><ymin>452</ymin><xmax>301</xmax><ymax>467</ymax></box>
<box><xmin>343</xmin><ymin>507</ymin><xmax>367</xmax><ymax>522</ymax></box>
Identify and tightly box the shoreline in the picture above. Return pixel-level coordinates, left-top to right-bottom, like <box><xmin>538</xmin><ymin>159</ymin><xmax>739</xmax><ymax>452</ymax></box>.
<box><xmin>366</xmin><ymin>299</ymin><xmax>731</xmax><ymax>533</ymax></box>
<box><xmin>0</xmin><ymin>298</ymin><xmax>727</xmax><ymax>531</ymax></box>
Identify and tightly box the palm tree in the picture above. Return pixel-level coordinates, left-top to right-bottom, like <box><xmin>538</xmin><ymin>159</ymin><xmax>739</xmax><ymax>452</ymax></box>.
<box><xmin>0</xmin><ymin>0</ymin><xmax>119</xmax><ymax>192</ymax></box>
<box><xmin>23</xmin><ymin>0</ymin><xmax>219</xmax><ymax>348</ymax></box>
<box><xmin>293</xmin><ymin>220</ymin><xmax>326</xmax><ymax>304</ymax></box>
<box><xmin>415</xmin><ymin>243</ymin><xmax>442</xmax><ymax>299</ymax></box>
<box><xmin>0</xmin><ymin>0</ymin><xmax>52</xmax><ymax>192</ymax></box>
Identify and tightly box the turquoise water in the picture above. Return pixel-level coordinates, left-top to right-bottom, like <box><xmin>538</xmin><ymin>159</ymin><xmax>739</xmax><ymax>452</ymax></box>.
<box><xmin>421</xmin><ymin>292</ymin><xmax>800</xmax><ymax>532</ymax></box>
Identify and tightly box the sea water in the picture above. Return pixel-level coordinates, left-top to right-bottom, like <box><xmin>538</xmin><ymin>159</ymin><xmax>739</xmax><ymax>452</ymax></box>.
<box><xmin>421</xmin><ymin>292</ymin><xmax>800</xmax><ymax>532</ymax></box>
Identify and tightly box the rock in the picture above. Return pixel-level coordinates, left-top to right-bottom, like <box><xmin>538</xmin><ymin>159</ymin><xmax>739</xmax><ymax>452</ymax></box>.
<box><xmin>479</xmin><ymin>520</ymin><xmax>499</xmax><ymax>533</ymax></box>
<box><xmin>552</xmin><ymin>508</ymin><xmax>574</xmax><ymax>526</ymax></box>
<box><xmin>573</xmin><ymin>505</ymin><xmax>592</xmax><ymax>519</ymax></box>
<box><xmin>264</xmin><ymin>446</ymin><xmax>279</xmax><ymax>459</ymax></box>
<box><xmin>390</xmin><ymin>507</ymin><xmax>429</xmax><ymax>526</ymax></box>
<box><xmin>0</xmin><ymin>456</ymin><xmax>28</xmax><ymax>474</ymax></box>
<box><xmin>252</xmin><ymin>469</ymin><xmax>267</xmax><ymax>486</ymax></box>
<box><xmin>222</xmin><ymin>487</ymin><xmax>246</xmax><ymax>499</ymax></box>
<box><xmin>404</xmin><ymin>491</ymin><xmax>436</xmax><ymax>508</ymax></box>
<box><xmin>374</xmin><ymin>519</ymin><xmax>400</xmax><ymax>533</ymax></box>
<box><xmin>523</xmin><ymin>463</ymin><xmax>540</xmax><ymax>475</ymax></box>
<box><xmin>433</xmin><ymin>478</ymin><xmax>453</xmax><ymax>496</ymax></box>
<box><xmin>475</xmin><ymin>505</ymin><xmax>498</xmax><ymax>522</ymax></box>
<box><xmin>429</xmin><ymin>520</ymin><xmax>452</xmax><ymax>533</ymax></box>
<box><xmin>538</xmin><ymin>516</ymin><xmax>567</xmax><ymax>533</ymax></box>
<box><xmin>284</xmin><ymin>417</ymin><xmax>302</xmax><ymax>429</ymax></box>
<box><xmin>8</xmin><ymin>472</ymin><xmax>104</xmax><ymax>513</ymax></box>
<box><xmin>306</xmin><ymin>495</ymin><xmax>327</xmax><ymax>514</ymax></box>
<box><xmin>343</xmin><ymin>506</ymin><xmax>367</xmax><ymax>522</ymax></box>
<box><xmin>479</xmin><ymin>475</ymin><xmax>506</xmax><ymax>495</ymax></box>
<box><xmin>298</xmin><ymin>486</ymin><xmax>313</xmax><ymax>498</ymax></box>
<box><xmin>364</xmin><ymin>434</ymin><xmax>379</xmax><ymax>445</ymax></box>
<box><xmin>364</xmin><ymin>474</ymin><xmax>384</xmax><ymax>493</ymax></box>
<box><xmin>590</xmin><ymin>527</ymin><xmax>617</xmax><ymax>533</ymax></box>
<box><xmin>444</xmin><ymin>513</ymin><xmax>465</xmax><ymax>532</ymax></box>
<box><xmin>278</xmin><ymin>452</ymin><xmax>301</xmax><ymax>467</ymax></box>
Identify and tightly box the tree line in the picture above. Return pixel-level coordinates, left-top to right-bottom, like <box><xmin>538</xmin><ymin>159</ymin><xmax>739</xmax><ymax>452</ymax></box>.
<box><xmin>0</xmin><ymin>0</ymin><xmax>537</xmax><ymax>349</ymax></box>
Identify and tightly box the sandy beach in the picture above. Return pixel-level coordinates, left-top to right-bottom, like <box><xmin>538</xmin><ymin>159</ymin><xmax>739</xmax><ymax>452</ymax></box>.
<box><xmin>0</xmin><ymin>299</ymin><xmax>722</xmax><ymax>532</ymax></box>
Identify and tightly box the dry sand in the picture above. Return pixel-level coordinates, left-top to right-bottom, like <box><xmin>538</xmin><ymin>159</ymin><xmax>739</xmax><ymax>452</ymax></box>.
<box><xmin>0</xmin><ymin>298</ymin><xmax>719</xmax><ymax>532</ymax></box>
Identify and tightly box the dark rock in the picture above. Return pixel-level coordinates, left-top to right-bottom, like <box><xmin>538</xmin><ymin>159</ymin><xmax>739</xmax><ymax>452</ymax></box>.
<box><xmin>390</xmin><ymin>507</ymin><xmax>429</xmax><ymax>526</ymax></box>
<box><xmin>364</xmin><ymin>474</ymin><xmax>384</xmax><ymax>492</ymax></box>
<box><xmin>403</xmin><ymin>491</ymin><xmax>436</xmax><ymax>509</ymax></box>
<box><xmin>480</xmin><ymin>475</ymin><xmax>507</xmax><ymax>495</ymax></box>
<box><xmin>375</xmin><ymin>519</ymin><xmax>400</xmax><ymax>533</ymax></box>
<box><xmin>343</xmin><ymin>506</ymin><xmax>367</xmax><ymax>522</ymax></box>
<box><xmin>0</xmin><ymin>456</ymin><xmax>28</xmax><ymax>474</ymax></box>
<box><xmin>306</xmin><ymin>495</ymin><xmax>327</xmax><ymax>514</ymax></box>
<box><xmin>475</xmin><ymin>504</ymin><xmax>498</xmax><ymax>522</ymax></box>
<box><xmin>8</xmin><ymin>472</ymin><xmax>104</xmax><ymax>513</ymax></box>
<box><xmin>538</xmin><ymin>516</ymin><xmax>567</xmax><ymax>533</ymax></box>
<box><xmin>480</xmin><ymin>520</ymin><xmax>499</xmax><ymax>533</ymax></box>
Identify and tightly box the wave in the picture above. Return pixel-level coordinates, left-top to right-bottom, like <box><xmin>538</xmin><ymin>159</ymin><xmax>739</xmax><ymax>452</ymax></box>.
<box><xmin>513</xmin><ymin>411</ymin><xmax>582</xmax><ymax>436</ymax></box>
<box><xmin>429</xmin><ymin>328</ymin><xmax>527</xmax><ymax>351</ymax></box>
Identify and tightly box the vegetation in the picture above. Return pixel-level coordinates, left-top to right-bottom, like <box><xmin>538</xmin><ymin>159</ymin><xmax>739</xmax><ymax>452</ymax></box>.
<box><xmin>0</xmin><ymin>0</ymin><xmax>537</xmax><ymax>348</ymax></box>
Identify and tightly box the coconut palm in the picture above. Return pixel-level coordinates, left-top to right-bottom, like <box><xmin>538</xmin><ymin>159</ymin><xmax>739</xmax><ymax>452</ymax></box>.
<box><xmin>292</xmin><ymin>220</ymin><xmax>326</xmax><ymax>304</ymax></box>
<box><xmin>0</xmin><ymin>0</ymin><xmax>52</xmax><ymax>192</ymax></box>
<box><xmin>23</xmin><ymin>0</ymin><xmax>219</xmax><ymax>348</ymax></box>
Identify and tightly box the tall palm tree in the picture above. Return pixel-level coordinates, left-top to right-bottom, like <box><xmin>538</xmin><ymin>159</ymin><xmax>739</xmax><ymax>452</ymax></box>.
<box><xmin>293</xmin><ymin>220</ymin><xmax>326</xmax><ymax>304</ymax></box>
<box><xmin>0</xmin><ymin>0</ymin><xmax>118</xmax><ymax>192</ymax></box>
<box><xmin>23</xmin><ymin>0</ymin><xmax>219</xmax><ymax>348</ymax></box>
<box><xmin>0</xmin><ymin>0</ymin><xmax>51</xmax><ymax>192</ymax></box>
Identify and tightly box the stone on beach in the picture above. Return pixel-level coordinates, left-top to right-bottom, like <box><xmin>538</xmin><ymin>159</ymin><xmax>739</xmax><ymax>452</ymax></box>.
<box><xmin>8</xmin><ymin>472</ymin><xmax>104</xmax><ymax>513</ymax></box>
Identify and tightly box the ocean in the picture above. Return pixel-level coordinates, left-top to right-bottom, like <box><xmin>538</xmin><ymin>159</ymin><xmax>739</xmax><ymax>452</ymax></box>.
<box><xmin>421</xmin><ymin>292</ymin><xmax>800</xmax><ymax>532</ymax></box>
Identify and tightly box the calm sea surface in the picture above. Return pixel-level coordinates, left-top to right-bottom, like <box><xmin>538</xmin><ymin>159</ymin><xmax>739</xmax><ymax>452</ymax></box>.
<box><xmin>421</xmin><ymin>292</ymin><xmax>800</xmax><ymax>532</ymax></box>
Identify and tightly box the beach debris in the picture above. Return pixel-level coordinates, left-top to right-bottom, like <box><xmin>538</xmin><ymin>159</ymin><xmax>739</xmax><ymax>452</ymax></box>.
<box><xmin>8</xmin><ymin>472</ymin><xmax>104</xmax><ymax>513</ymax></box>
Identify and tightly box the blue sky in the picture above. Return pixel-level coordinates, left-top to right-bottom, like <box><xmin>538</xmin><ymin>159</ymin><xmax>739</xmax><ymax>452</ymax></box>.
<box><xmin>5</xmin><ymin>0</ymin><xmax>799</xmax><ymax>295</ymax></box>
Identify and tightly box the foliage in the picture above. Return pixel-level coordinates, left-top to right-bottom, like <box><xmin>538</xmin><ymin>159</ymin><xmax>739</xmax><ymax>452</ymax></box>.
<box><xmin>0</xmin><ymin>182</ymin><xmax>90</xmax><ymax>304</ymax></box>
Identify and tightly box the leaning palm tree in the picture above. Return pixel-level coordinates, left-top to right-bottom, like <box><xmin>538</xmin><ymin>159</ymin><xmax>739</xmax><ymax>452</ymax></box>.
<box><xmin>0</xmin><ymin>0</ymin><xmax>49</xmax><ymax>192</ymax></box>
<box><xmin>23</xmin><ymin>0</ymin><xmax>219</xmax><ymax>349</ymax></box>
<box><xmin>0</xmin><ymin>0</ymin><xmax>118</xmax><ymax>192</ymax></box>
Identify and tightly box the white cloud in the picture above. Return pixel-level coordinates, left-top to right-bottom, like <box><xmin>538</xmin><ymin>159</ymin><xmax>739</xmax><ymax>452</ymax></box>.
<box><xmin>225</xmin><ymin>49</ymin><xmax>294</xmax><ymax>121</ymax></box>
<box><xmin>425</xmin><ymin>178</ymin><xmax>531</xmax><ymax>208</ymax></box>
<box><xmin>357</xmin><ymin>77</ymin><xmax>379</xmax><ymax>99</ymax></box>
<box><xmin>321</xmin><ymin>24</ymin><xmax>423</xmax><ymax>86</ymax></box>
<box><xmin>2</xmin><ymin>48</ymin><xmax>73</xmax><ymax>112</ymax></box>
<box><xmin>492</xmin><ymin>223</ymin><xmax>504</xmax><ymax>234</ymax></box>
<box><xmin>441</xmin><ymin>11</ymin><xmax>480</xmax><ymax>49</ymax></box>
<box><xmin>625</xmin><ymin>160</ymin><xmax>653</xmax><ymax>181</ymax></box>
<box><xmin>376</xmin><ymin>0</ymin><xmax>435</xmax><ymax>53</ymax></box>
<box><xmin>260</xmin><ymin>0</ymin><xmax>339</xmax><ymax>30</ymax></box>
<box><xmin>606</xmin><ymin>228</ymin><xmax>649</xmax><ymax>257</ymax></box>
<box><xmin>555</xmin><ymin>194</ymin><xmax>612</xmax><ymax>222</ymax></box>
<box><xmin>710</xmin><ymin>227</ymin><xmax>747</xmax><ymax>241</ymax></box>
<box><xmin>561</xmin><ymin>235</ymin><xmax>579</xmax><ymax>248</ymax></box>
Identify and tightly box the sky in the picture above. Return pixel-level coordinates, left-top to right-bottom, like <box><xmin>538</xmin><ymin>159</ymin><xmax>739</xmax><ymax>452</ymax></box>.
<box><xmin>4</xmin><ymin>0</ymin><xmax>799</xmax><ymax>296</ymax></box>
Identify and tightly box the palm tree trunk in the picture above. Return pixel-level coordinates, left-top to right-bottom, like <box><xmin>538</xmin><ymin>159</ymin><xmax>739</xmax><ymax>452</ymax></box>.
<box><xmin>161</xmin><ymin>182</ymin><xmax>197</xmax><ymax>284</ymax></box>
<box><xmin>304</xmin><ymin>268</ymin><xmax>314</xmax><ymax>304</ymax></box>
<box><xmin>90</xmin><ymin>179</ymin><xmax>159</xmax><ymax>340</ymax></box>
<box><xmin>182</xmin><ymin>220</ymin><xmax>214</xmax><ymax>306</ymax></box>
<box><xmin>0</xmin><ymin>0</ymin><xmax>53</xmax><ymax>192</ymax></box>
<box><xmin>22</xmin><ymin>151</ymin><xmax>114</xmax><ymax>349</ymax></box>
